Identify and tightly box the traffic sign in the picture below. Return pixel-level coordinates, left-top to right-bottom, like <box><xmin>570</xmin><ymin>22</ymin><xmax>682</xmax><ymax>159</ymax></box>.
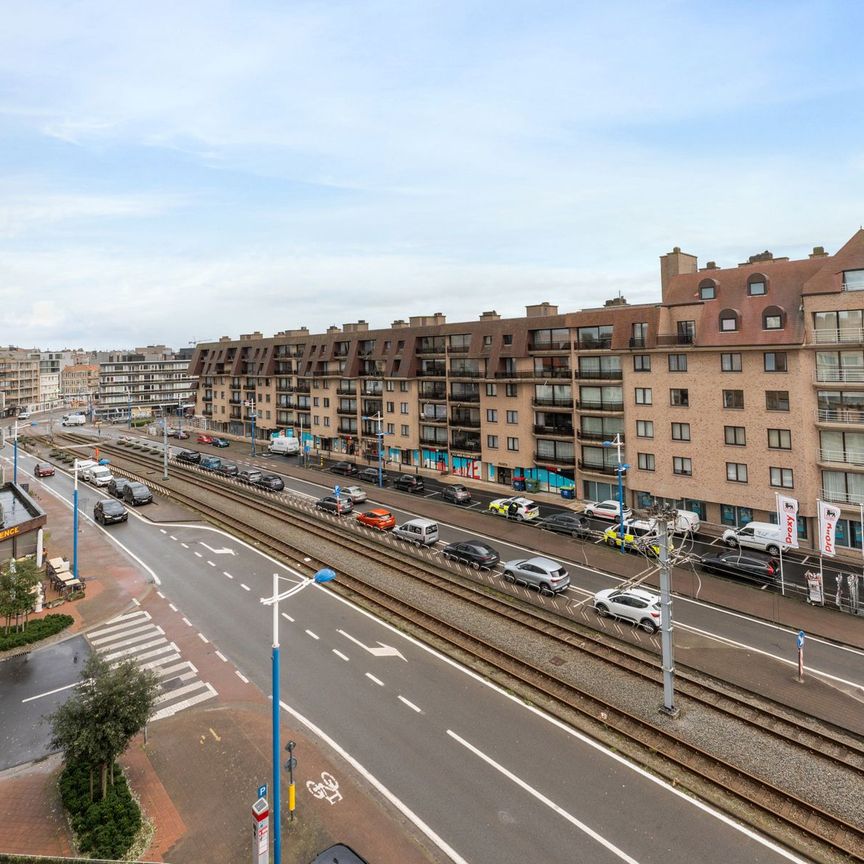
<box><xmin>334</xmin><ymin>485</ymin><xmax>340</xmax><ymax>497</ymax></box>
<box><xmin>257</xmin><ymin>784</ymin><xmax>267</xmax><ymax>800</ymax></box>
<box><xmin>284</xmin><ymin>756</ymin><xmax>297</xmax><ymax>771</ymax></box>
<box><xmin>796</xmin><ymin>630</ymin><xmax>805</xmax><ymax>650</ymax></box>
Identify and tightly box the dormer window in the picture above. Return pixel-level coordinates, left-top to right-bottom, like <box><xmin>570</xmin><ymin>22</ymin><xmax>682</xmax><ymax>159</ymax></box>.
<box><xmin>699</xmin><ymin>279</ymin><xmax>717</xmax><ymax>300</ymax></box>
<box><xmin>763</xmin><ymin>306</ymin><xmax>785</xmax><ymax>330</ymax></box>
<box><xmin>719</xmin><ymin>309</ymin><xmax>739</xmax><ymax>332</ymax></box>
<box><xmin>843</xmin><ymin>269</ymin><xmax>864</xmax><ymax>291</ymax></box>
<box><xmin>747</xmin><ymin>275</ymin><xmax>767</xmax><ymax>296</ymax></box>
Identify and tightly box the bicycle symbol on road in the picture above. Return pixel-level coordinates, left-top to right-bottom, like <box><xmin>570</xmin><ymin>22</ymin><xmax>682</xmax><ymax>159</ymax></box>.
<box><xmin>306</xmin><ymin>772</ymin><xmax>342</xmax><ymax>805</ymax></box>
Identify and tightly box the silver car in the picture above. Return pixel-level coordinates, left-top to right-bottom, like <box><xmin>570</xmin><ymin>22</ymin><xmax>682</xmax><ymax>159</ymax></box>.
<box><xmin>441</xmin><ymin>484</ymin><xmax>472</xmax><ymax>504</ymax></box>
<box><xmin>341</xmin><ymin>485</ymin><xmax>368</xmax><ymax>503</ymax></box>
<box><xmin>502</xmin><ymin>556</ymin><xmax>570</xmax><ymax>595</ymax></box>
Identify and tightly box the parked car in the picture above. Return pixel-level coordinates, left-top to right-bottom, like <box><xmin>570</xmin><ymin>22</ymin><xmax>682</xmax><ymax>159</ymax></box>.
<box><xmin>538</xmin><ymin>512</ymin><xmax>591</xmax><ymax>538</ymax></box>
<box><xmin>442</xmin><ymin>539</ymin><xmax>500</xmax><ymax>569</ymax></box>
<box><xmin>107</xmin><ymin>478</ymin><xmax>133</xmax><ymax>499</ymax></box>
<box><xmin>94</xmin><ymin>499</ymin><xmax>128</xmax><ymax>525</ymax></box>
<box><xmin>602</xmin><ymin>525</ymin><xmax>662</xmax><ymax>556</ymax></box>
<box><xmin>340</xmin><ymin>485</ymin><xmax>367</xmax><ymax>503</ymax></box>
<box><xmin>122</xmin><ymin>482</ymin><xmax>153</xmax><ymax>506</ymax></box>
<box><xmin>356</xmin><ymin>508</ymin><xmax>396</xmax><ymax>531</ymax></box>
<box><xmin>256</xmin><ymin>474</ymin><xmax>285</xmax><ymax>491</ymax></box>
<box><xmin>212</xmin><ymin>437</ymin><xmax>230</xmax><ymax>448</ymax></box>
<box><xmin>197</xmin><ymin>434</ymin><xmax>214</xmax><ymax>444</ymax></box>
<box><xmin>583</xmin><ymin>499</ymin><xmax>634</xmax><ymax>521</ymax></box>
<box><xmin>238</xmin><ymin>468</ymin><xmax>263</xmax><ymax>483</ymax></box>
<box><xmin>593</xmin><ymin>587</ymin><xmax>661</xmax><ymax>633</ymax></box>
<box><xmin>721</xmin><ymin>522</ymin><xmax>788</xmax><ymax>557</ymax></box>
<box><xmin>17</xmin><ymin>410</ymin><xmax>30</xmax><ymax>419</ymax></box>
<box><xmin>216</xmin><ymin>462</ymin><xmax>239</xmax><ymax>477</ymax></box>
<box><xmin>33</xmin><ymin>463</ymin><xmax>55</xmax><ymax>478</ymax></box>
<box><xmin>699</xmin><ymin>550</ymin><xmax>780</xmax><ymax>583</ymax></box>
<box><xmin>502</xmin><ymin>556</ymin><xmax>570</xmax><ymax>594</ymax></box>
<box><xmin>316</xmin><ymin>495</ymin><xmax>353</xmax><ymax>515</ymax></box>
<box><xmin>330</xmin><ymin>461</ymin><xmax>358</xmax><ymax>476</ymax></box>
<box><xmin>358</xmin><ymin>467</ymin><xmax>387</xmax><ymax>486</ymax></box>
<box><xmin>393</xmin><ymin>518</ymin><xmax>439</xmax><ymax>546</ymax></box>
<box><xmin>441</xmin><ymin>484</ymin><xmax>471</xmax><ymax>504</ymax></box>
<box><xmin>488</xmin><ymin>496</ymin><xmax>540</xmax><ymax>521</ymax></box>
<box><xmin>393</xmin><ymin>474</ymin><xmax>424</xmax><ymax>493</ymax></box>
<box><xmin>167</xmin><ymin>428</ymin><xmax>189</xmax><ymax>439</ymax></box>
<box><xmin>200</xmin><ymin>455</ymin><xmax>222</xmax><ymax>471</ymax></box>
<box><xmin>176</xmin><ymin>449</ymin><xmax>201</xmax><ymax>464</ymax></box>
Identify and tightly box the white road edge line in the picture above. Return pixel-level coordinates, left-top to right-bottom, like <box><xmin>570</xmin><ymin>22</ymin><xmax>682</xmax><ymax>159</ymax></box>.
<box><xmin>22</xmin><ymin>681</ymin><xmax>79</xmax><ymax>703</ymax></box>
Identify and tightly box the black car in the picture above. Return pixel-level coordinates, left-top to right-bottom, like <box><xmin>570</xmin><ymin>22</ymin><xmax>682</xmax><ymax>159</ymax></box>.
<box><xmin>539</xmin><ymin>512</ymin><xmax>592</xmax><ymax>539</ymax></box>
<box><xmin>316</xmin><ymin>495</ymin><xmax>353</xmax><ymax>515</ymax></box>
<box><xmin>107</xmin><ymin>478</ymin><xmax>132</xmax><ymax>499</ymax></box>
<box><xmin>442</xmin><ymin>539</ymin><xmax>500</xmax><ymax>569</ymax></box>
<box><xmin>394</xmin><ymin>474</ymin><xmax>424</xmax><ymax>493</ymax></box>
<box><xmin>123</xmin><ymin>482</ymin><xmax>153</xmax><ymax>506</ymax></box>
<box><xmin>238</xmin><ymin>469</ymin><xmax>263</xmax><ymax>483</ymax></box>
<box><xmin>441</xmin><ymin>484</ymin><xmax>471</xmax><ymax>504</ymax></box>
<box><xmin>256</xmin><ymin>474</ymin><xmax>285</xmax><ymax>491</ymax></box>
<box><xmin>94</xmin><ymin>499</ymin><xmax>128</xmax><ymax>525</ymax></box>
<box><xmin>700</xmin><ymin>550</ymin><xmax>779</xmax><ymax>582</ymax></box>
<box><xmin>330</xmin><ymin>461</ymin><xmax>358</xmax><ymax>476</ymax></box>
<box><xmin>212</xmin><ymin>437</ymin><xmax>230</xmax><ymax>448</ymax></box>
<box><xmin>216</xmin><ymin>462</ymin><xmax>239</xmax><ymax>477</ymax></box>
<box><xmin>358</xmin><ymin>467</ymin><xmax>387</xmax><ymax>486</ymax></box>
<box><xmin>176</xmin><ymin>449</ymin><xmax>201</xmax><ymax>464</ymax></box>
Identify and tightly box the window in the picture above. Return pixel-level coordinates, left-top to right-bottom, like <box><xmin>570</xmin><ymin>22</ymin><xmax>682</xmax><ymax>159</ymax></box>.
<box><xmin>636</xmin><ymin>420</ymin><xmax>654</xmax><ymax>438</ymax></box>
<box><xmin>842</xmin><ymin>270</ymin><xmax>864</xmax><ymax>291</ymax></box>
<box><xmin>747</xmin><ymin>276</ymin><xmax>767</xmax><ymax>296</ymax></box>
<box><xmin>768</xmin><ymin>428</ymin><xmax>792</xmax><ymax>449</ymax></box>
<box><xmin>673</xmin><ymin>456</ymin><xmax>692</xmax><ymax>476</ymax></box>
<box><xmin>577</xmin><ymin>325</ymin><xmax>613</xmax><ymax>349</ymax></box>
<box><xmin>323</xmin><ymin>416</ymin><xmax>330</xmax><ymax>427</ymax></box>
<box><xmin>699</xmin><ymin>280</ymin><xmax>716</xmax><ymax>301</ymax></box>
<box><xmin>503</xmin><ymin>334</ymin><xmax>513</xmax><ymax>345</ymax></box>
<box><xmin>313</xmin><ymin>397</ymin><xmax>319</xmax><ymax>407</ymax></box>
<box><xmin>487</xmin><ymin>434</ymin><xmax>499</xmax><ymax>448</ymax></box>
<box><xmin>770</xmin><ymin>467</ymin><xmax>794</xmax><ymax>488</ymax></box>
<box><xmin>763</xmin><ymin>308</ymin><xmax>784</xmax><ymax>330</ymax></box>
<box><xmin>719</xmin><ymin>309</ymin><xmax>739</xmax><ymax>332</ymax></box>
<box><xmin>726</xmin><ymin>462</ymin><xmax>748</xmax><ymax>482</ymax></box>
<box><xmin>635</xmin><ymin>387</ymin><xmax>652</xmax><ymax>405</ymax></box>
<box><xmin>723</xmin><ymin>390</ymin><xmax>744</xmax><ymax>409</ymax></box>
<box><xmin>637</xmin><ymin>453</ymin><xmax>655</xmax><ymax>471</ymax></box>
<box><xmin>671</xmin><ymin>422</ymin><xmax>691</xmax><ymax>441</ymax></box>
<box><xmin>724</xmin><ymin>426</ymin><xmax>746</xmax><ymax>446</ymax></box>
<box><xmin>677</xmin><ymin>320</ymin><xmax>695</xmax><ymax>344</ymax></box>
<box><xmin>721</xmin><ymin>504</ymin><xmax>754</xmax><ymax>527</ymax></box>
<box><xmin>483</xmin><ymin>335</ymin><xmax>492</xmax><ymax>347</ymax></box>
<box><xmin>721</xmin><ymin>353</ymin><xmax>742</xmax><ymax>372</ymax></box>
<box><xmin>506</xmin><ymin>410</ymin><xmax>518</xmax><ymax>423</ymax></box>
<box><xmin>486</xmin><ymin>409</ymin><xmax>498</xmax><ymax>422</ymax></box>
<box><xmin>397</xmin><ymin>340</ymin><xmax>405</xmax><ymax>351</ymax></box>
<box><xmin>630</xmin><ymin>322</ymin><xmax>648</xmax><ymax>347</ymax></box>
<box><xmin>505</xmin><ymin>384</ymin><xmax>517</xmax><ymax>397</ymax></box>
<box><xmin>766</xmin><ymin>390</ymin><xmax>790</xmax><ymax>411</ymax></box>
<box><xmin>323</xmin><ymin>398</ymin><xmax>330</xmax><ymax>408</ymax></box>
<box><xmin>764</xmin><ymin>352</ymin><xmax>787</xmax><ymax>372</ymax></box>
<box><xmin>313</xmin><ymin>415</ymin><xmax>319</xmax><ymax>425</ymax></box>
<box><xmin>486</xmin><ymin>383</ymin><xmax>497</xmax><ymax>396</ymax></box>
<box><xmin>400</xmin><ymin>402</ymin><xmax>409</xmax><ymax>414</ymax></box>
<box><xmin>506</xmin><ymin>437</ymin><xmax>519</xmax><ymax>451</ymax></box>
<box><xmin>400</xmin><ymin>381</ymin><xmax>409</xmax><ymax>391</ymax></box>
<box><xmin>386</xmin><ymin>401</ymin><xmax>394</xmax><ymax>413</ymax></box>
<box><xmin>668</xmin><ymin>354</ymin><xmax>687</xmax><ymax>372</ymax></box>
<box><xmin>633</xmin><ymin>354</ymin><xmax>651</xmax><ymax>372</ymax></box>
<box><xmin>670</xmin><ymin>388</ymin><xmax>689</xmax><ymax>407</ymax></box>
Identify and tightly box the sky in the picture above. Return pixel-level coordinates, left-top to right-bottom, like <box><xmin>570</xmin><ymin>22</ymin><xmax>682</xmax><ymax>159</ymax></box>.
<box><xmin>1</xmin><ymin>0</ymin><xmax>863</xmax><ymax>350</ymax></box>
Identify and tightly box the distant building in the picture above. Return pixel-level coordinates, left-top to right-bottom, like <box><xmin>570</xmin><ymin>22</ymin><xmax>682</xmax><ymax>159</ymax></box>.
<box><xmin>0</xmin><ymin>348</ymin><xmax>40</xmax><ymax>416</ymax></box>
<box><xmin>61</xmin><ymin>364</ymin><xmax>100</xmax><ymax>405</ymax></box>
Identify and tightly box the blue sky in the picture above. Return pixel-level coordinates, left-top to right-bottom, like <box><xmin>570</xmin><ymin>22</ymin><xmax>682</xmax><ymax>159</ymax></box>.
<box><xmin>2</xmin><ymin>0</ymin><xmax>863</xmax><ymax>349</ymax></box>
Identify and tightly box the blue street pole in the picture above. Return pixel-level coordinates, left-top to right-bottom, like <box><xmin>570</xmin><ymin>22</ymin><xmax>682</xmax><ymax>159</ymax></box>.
<box><xmin>13</xmin><ymin>420</ymin><xmax>18</xmax><ymax>484</ymax></box>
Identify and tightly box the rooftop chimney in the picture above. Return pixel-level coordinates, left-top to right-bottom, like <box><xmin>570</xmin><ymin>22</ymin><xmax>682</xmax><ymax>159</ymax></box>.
<box><xmin>809</xmin><ymin>245</ymin><xmax>828</xmax><ymax>258</ymax></box>
<box><xmin>525</xmin><ymin>302</ymin><xmax>558</xmax><ymax>317</ymax></box>
<box><xmin>659</xmin><ymin>246</ymin><xmax>698</xmax><ymax>291</ymax></box>
<box><xmin>391</xmin><ymin>319</ymin><xmax>409</xmax><ymax>328</ymax></box>
<box><xmin>479</xmin><ymin>310</ymin><xmax>501</xmax><ymax>320</ymax></box>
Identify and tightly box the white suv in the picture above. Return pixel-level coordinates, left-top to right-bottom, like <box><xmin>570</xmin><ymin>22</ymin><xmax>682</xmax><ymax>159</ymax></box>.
<box><xmin>593</xmin><ymin>587</ymin><xmax>661</xmax><ymax>633</ymax></box>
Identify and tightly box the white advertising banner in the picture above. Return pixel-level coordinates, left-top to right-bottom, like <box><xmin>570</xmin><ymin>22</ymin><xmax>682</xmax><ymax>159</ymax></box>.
<box><xmin>776</xmin><ymin>495</ymin><xmax>799</xmax><ymax>549</ymax></box>
<box><xmin>818</xmin><ymin>500</ymin><xmax>841</xmax><ymax>557</ymax></box>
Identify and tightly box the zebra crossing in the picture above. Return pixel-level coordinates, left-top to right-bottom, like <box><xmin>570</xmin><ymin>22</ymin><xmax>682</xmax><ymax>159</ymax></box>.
<box><xmin>87</xmin><ymin>610</ymin><xmax>217</xmax><ymax>721</ymax></box>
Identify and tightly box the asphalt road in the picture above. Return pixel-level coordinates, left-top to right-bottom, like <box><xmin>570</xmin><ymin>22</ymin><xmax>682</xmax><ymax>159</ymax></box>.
<box><xmin>0</xmin><ymin>445</ymin><xmax>843</xmax><ymax>863</ymax></box>
<box><xmin>0</xmin><ymin>635</ymin><xmax>90</xmax><ymax>770</ymax></box>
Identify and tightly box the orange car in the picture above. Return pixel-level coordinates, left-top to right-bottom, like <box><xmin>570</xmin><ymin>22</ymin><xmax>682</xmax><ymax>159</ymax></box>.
<box><xmin>356</xmin><ymin>508</ymin><xmax>396</xmax><ymax>531</ymax></box>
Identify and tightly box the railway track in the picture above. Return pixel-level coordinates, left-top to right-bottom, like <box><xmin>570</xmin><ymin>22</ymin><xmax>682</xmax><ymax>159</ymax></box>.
<box><xmin>41</xmin><ymin>432</ymin><xmax>864</xmax><ymax>861</ymax></box>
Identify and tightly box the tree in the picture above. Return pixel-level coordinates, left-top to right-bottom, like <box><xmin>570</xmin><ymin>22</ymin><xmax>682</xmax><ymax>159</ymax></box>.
<box><xmin>0</xmin><ymin>556</ymin><xmax>42</xmax><ymax>635</ymax></box>
<box><xmin>49</xmin><ymin>654</ymin><xmax>159</xmax><ymax>800</ymax></box>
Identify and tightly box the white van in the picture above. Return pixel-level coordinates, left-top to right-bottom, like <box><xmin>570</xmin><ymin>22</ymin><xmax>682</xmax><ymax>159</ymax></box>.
<box><xmin>722</xmin><ymin>522</ymin><xmax>787</xmax><ymax>556</ymax></box>
<box><xmin>74</xmin><ymin>459</ymin><xmax>98</xmax><ymax>476</ymax></box>
<box><xmin>268</xmin><ymin>436</ymin><xmax>300</xmax><ymax>456</ymax></box>
<box><xmin>393</xmin><ymin>518</ymin><xmax>439</xmax><ymax>547</ymax></box>
<box><xmin>84</xmin><ymin>465</ymin><xmax>114</xmax><ymax>487</ymax></box>
<box><xmin>674</xmin><ymin>510</ymin><xmax>701</xmax><ymax>535</ymax></box>
<box><xmin>62</xmin><ymin>414</ymin><xmax>86</xmax><ymax>427</ymax></box>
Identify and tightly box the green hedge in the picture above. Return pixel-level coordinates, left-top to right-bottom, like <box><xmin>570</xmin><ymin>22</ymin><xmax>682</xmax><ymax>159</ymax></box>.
<box><xmin>0</xmin><ymin>614</ymin><xmax>73</xmax><ymax>651</ymax></box>
<box><xmin>59</xmin><ymin>760</ymin><xmax>141</xmax><ymax>860</ymax></box>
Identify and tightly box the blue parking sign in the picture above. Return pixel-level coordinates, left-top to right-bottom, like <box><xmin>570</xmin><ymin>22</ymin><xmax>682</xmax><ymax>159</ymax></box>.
<box><xmin>796</xmin><ymin>630</ymin><xmax>805</xmax><ymax>650</ymax></box>
<box><xmin>257</xmin><ymin>784</ymin><xmax>267</xmax><ymax>800</ymax></box>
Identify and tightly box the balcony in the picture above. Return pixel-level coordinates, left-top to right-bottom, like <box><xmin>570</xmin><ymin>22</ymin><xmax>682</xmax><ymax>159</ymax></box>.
<box><xmin>535</xmin><ymin>451</ymin><xmax>576</xmax><ymax>466</ymax></box>
<box><xmin>420</xmin><ymin>435</ymin><xmax>448</xmax><ymax>447</ymax></box>
<box><xmin>577</xmin><ymin>429</ymin><xmax>624</xmax><ymax>442</ymax></box>
<box><xmin>202</xmin><ymin>393</ymin><xmax>212</xmax><ymax>401</ymax></box>
<box><xmin>528</xmin><ymin>341</ymin><xmax>571</xmax><ymax>352</ymax></box>
<box><xmin>337</xmin><ymin>407</ymin><xmax>357</xmax><ymax>416</ymax></box>
<box><xmin>337</xmin><ymin>385</ymin><xmax>357</xmax><ymax>395</ymax></box>
<box><xmin>449</xmin><ymin>393</ymin><xmax>480</xmax><ymax>404</ymax></box>
<box><xmin>417</xmin><ymin>368</ymin><xmax>446</xmax><ymax>378</ymax></box>
<box><xmin>578</xmin><ymin>460</ymin><xmax>618</xmax><ymax>475</ymax></box>
<box><xmin>814</xmin><ymin>368</ymin><xmax>864</xmax><ymax>384</ymax></box>
<box><xmin>229</xmin><ymin>397</ymin><xmax>242</xmax><ymax>405</ymax></box>
<box><xmin>534</xmin><ymin>424</ymin><xmax>575</xmax><ymax>437</ymax></box>
<box><xmin>628</xmin><ymin>337</ymin><xmax>646</xmax><ymax>349</ymax></box>
<box><xmin>295</xmin><ymin>383</ymin><xmax>311</xmax><ymax>394</ymax></box>
<box><xmin>533</xmin><ymin>368</ymin><xmax>572</xmax><ymax>379</ymax></box>
<box><xmin>820</xmin><ymin>487</ymin><xmax>864</xmax><ymax>506</ymax></box>
<box><xmin>448</xmin><ymin>344</ymin><xmax>471</xmax><ymax>353</ymax></box>
<box><xmin>573</xmin><ymin>368</ymin><xmax>622</xmax><ymax>380</ymax></box>
<box><xmin>416</xmin><ymin>345</ymin><xmax>445</xmax><ymax>355</ymax></box>
<box><xmin>450</xmin><ymin>416</ymin><xmax>481</xmax><ymax>428</ymax></box>
<box><xmin>817</xmin><ymin>408</ymin><xmax>864</xmax><ymax>425</ymax></box>
<box><xmin>421</xmin><ymin>415</ymin><xmax>448</xmax><ymax>425</ymax></box>
<box><xmin>812</xmin><ymin>327</ymin><xmax>864</xmax><ymax>344</ymax></box>
<box><xmin>450</xmin><ymin>437</ymin><xmax>481</xmax><ymax>453</ymax></box>
<box><xmin>338</xmin><ymin>423</ymin><xmax>358</xmax><ymax>435</ymax></box>
<box><xmin>532</xmin><ymin>397</ymin><xmax>574</xmax><ymax>409</ymax></box>
<box><xmin>493</xmin><ymin>369</ymin><xmax>528</xmax><ymax>380</ymax></box>
<box><xmin>448</xmin><ymin>368</ymin><xmax>483</xmax><ymax>379</ymax></box>
<box><xmin>575</xmin><ymin>400</ymin><xmax>623</xmax><ymax>412</ymax></box>
<box><xmin>656</xmin><ymin>333</ymin><xmax>695</xmax><ymax>347</ymax></box>
<box><xmin>277</xmin><ymin>398</ymin><xmax>295</xmax><ymax>409</ymax></box>
<box><xmin>576</xmin><ymin>337</ymin><xmax>612</xmax><ymax>350</ymax></box>
<box><xmin>419</xmin><ymin>388</ymin><xmax>447</xmax><ymax>401</ymax></box>
<box><xmin>818</xmin><ymin>448</ymin><xmax>864</xmax><ymax>467</ymax></box>
<box><xmin>202</xmin><ymin>408</ymin><xmax>213</xmax><ymax>417</ymax></box>
<box><xmin>276</xmin><ymin>383</ymin><xmax>295</xmax><ymax>393</ymax></box>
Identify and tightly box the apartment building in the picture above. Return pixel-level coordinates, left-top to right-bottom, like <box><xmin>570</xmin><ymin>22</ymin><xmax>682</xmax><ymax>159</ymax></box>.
<box><xmin>97</xmin><ymin>346</ymin><xmax>196</xmax><ymax>419</ymax></box>
<box><xmin>189</xmin><ymin>229</ymin><xmax>864</xmax><ymax>549</ymax></box>
<box><xmin>0</xmin><ymin>348</ymin><xmax>41</xmax><ymax>416</ymax></box>
<box><xmin>61</xmin><ymin>363</ymin><xmax>100</xmax><ymax>405</ymax></box>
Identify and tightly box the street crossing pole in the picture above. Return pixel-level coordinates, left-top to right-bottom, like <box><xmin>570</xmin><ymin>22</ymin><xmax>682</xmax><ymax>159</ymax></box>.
<box><xmin>652</xmin><ymin>503</ymin><xmax>679</xmax><ymax>717</ymax></box>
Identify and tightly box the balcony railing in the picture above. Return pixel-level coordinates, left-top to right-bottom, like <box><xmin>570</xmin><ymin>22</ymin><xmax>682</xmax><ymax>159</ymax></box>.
<box><xmin>419</xmin><ymin>389</ymin><xmax>447</xmax><ymax>400</ymax></box>
<box><xmin>417</xmin><ymin>369</ymin><xmax>446</xmax><ymax>377</ymax></box>
<box><xmin>337</xmin><ymin>407</ymin><xmax>357</xmax><ymax>416</ymax></box>
<box><xmin>818</xmin><ymin>448</ymin><xmax>864</xmax><ymax>466</ymax></box>
<box><xmin>448</xmin><ymin>345</ymin><xmax>471</xmax><ymax>353</ymax></box>
<box><xmin>817</xmin><ymin>408</ymin><xmax>864</xmax><ymax>424</ymax></box>
<box><xmin>820</xmin><ymin>487</ymin><xmax>864</xmax><ymax>506</ymax></box>
<box><xmin>628</xmin><ymin>337</ymin><xmax>646</xmax><ymax>349</ymax></box>
<box><xmin>420</xmin><ymin>435</ymin><xmax>448</xmax><ymax>447</ymax></box>
<box><xmin>421</xmin><ymin>415</ymin><xmax>448</xmax><ymax>424</ymax></box>
<box><xmin>577</xmin><ymin>429</ymin><xmax>624</xmax><ymax>442</ymax></box>
<box><xmin>450</xmin><ymin>439</ymin><xmax>482</xmax><ymax>453</ymax></box>
<box><xmin>493</xmin><ymin>369</ymin><xmax>528</xmax><ymax>379</ymax></box>
<box><xmin>533</xmin><ymin>424</ymin><xmax>575</xmax><ymax>437</ymax></box>
<box><xmin>448</xmin><ymin>393</ymin><xmax>480</xmax><ymax>403</ymax></box>
<box><xmin>812</xmin><ymin>327</ymin><xmax>864</xmax><ymax>344</ymax></box>
<box><xmin>577</xmin><ymin>459</ymin><xmax>618</xmax><ymax>475</ymax></box>
<box><xmin>529</xmin><ymin>341</ymin><xmax>571</xmax><ymax>352</ymax></box>
<box><xmin>416</xmin><ymin>346</ymin><xmax>445</xmax><ymax>355</ymax></box>
<box><xmin>574</xmin><ymin>400</ymin><xmax>624</xmax><ymax>412</ymax></box>
<box><xmin>449</xmin><ymin>368</ymin><xmax>483</xmax><ymax>378</ymax></box>
<box><xmin>532</xmin><ymin>398</ymin><xmax>574</xmax><ymax>409</ymax></box>
<box><xmin>574</xmin><ymin>368</ymin><xmax>622</xmax><ymax>380</ymax></box>
<box><xmin>337</xmin><ymin>386</ymin><xmax>357</xmax><ymax>395</ymax></box>
<box><xmin>533</xmin><ymin>368</ymin><xmax>572</xmax><ymax>379</ymax></box>
<box><xmin>815</xmin><ymin>368</ymin><xmax>864</xmax><ymax>383</ymax></box>
<box><xmin>535</xmin><ymin>451</ymin><xmax>576</xmax><ymax>466</ymax></box>
<box><xmin>338</xmin><ymin>424</ymin><xmax>358</xmax><ymax>435</ymax></box>
<box><xmin>576</xmin><ymin>337</ymin><xmax>612</xmax><ymax>350</ymax></box>
<box><xmin>450</xmin><ymin>417</ymin><xmax>481</xmax><ymax>428</ymax></box>
<box><xmin>656</xmin><ymin>333</ymin><xmax>695</xmax><ymax>347</ymax></box>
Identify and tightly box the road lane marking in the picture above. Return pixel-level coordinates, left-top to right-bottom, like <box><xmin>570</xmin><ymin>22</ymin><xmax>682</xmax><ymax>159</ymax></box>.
<box><xmin>215</xmin><ymin>651</ymin><xmax>228</xmax><ymax>662</ymax></box>
<box><xmin>22</xmin><ymin>681</ymin><xmax>79</xmax><ymax>703</ymax></box>
<box><xmin>398</xmin><ymin>695</ymin><xmax>421</xmax><ymax>713</ymax></box>
<box><xmin>240</xmin><ymin>583</ymin><xmax>251</xmax><ymax>592</ymax></box>
<box><xmin>132</xmin><ymin>598</ymin><xmax>140</xmax><ymax>606</ymax></box>
<box><xmin>198</xmin><ymin>633</ymin><xmax>209</xmax><ymax>644</ymax></box>
<box><xmin>305</xmin><ymin>630</ymin><xmax>319</xmax><ymax>640</ymax></box>
<box><xmin>157</xmin><ymin>591</ymin><xmax>165</xmax><ymax>598</ymax></box>
<box><xmin>223</xmin><ymin>571</ymin><xmax>233</xmax><ymax>579</ymax></box>
<box><xmin>182</xmin><ymin>617</ymin><xmax>192</xmax><ymax>626</ymax></box>
<box><xmin>236</xmin><ymin>670</ymin><xmax>250</xmax><ymax>683</ymax></box>
<box><xmin>332</xmin><ymin>649</ymin><xmax>349</xmax><ymax>661</ymax></box>
<box><xmin>159</xmin><ymin>528</ymin><xmax>167</xmax><ymax>534</ymax></box>
<box><xmin>181</xmin><ymin>542</ymin><xmax>189</xmax><ymax>548</ymax></box>
<box><xmin>282</xmin><ymin>613</ymin><xmax>294</xmax><ymax>622</ymax></box>
<box><xmin>207</xmin><ymin>560</ymin><xmax>215</xmax><ymax>567</ymax></box>
<box><xmin>170</xmin><ymin>535</ymin><xmax>178</xmax><ymax>541</ymax></box>
<box><xmin>194</xmin><ymin>551</ymin><xmax>203</xmax><ymax>558</ymax></box>
<box><xmin>365</xmin><ymin>673</ymin><xmax>384</xmax><ymax>687</ymax></box>
<box><xmin>169</xmin><ymin>603</ymin><xmax>178</xmax><ymax>612</ymax></box>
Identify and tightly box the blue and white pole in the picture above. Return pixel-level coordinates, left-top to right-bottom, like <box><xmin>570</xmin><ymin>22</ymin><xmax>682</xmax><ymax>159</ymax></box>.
<box><xmin>73</xmin><ymin>459</ymin><xmax>80</xmax><ymax>579</ymax></box>
<box><xmin>603</xmin><ymin>434</ymin><xmax>627</xmax><ymax>553</ymax></box>
<box><xmin>13</xmin><ymin>419</ymin><xmax>18</xmax><ymax>484</ymax></box>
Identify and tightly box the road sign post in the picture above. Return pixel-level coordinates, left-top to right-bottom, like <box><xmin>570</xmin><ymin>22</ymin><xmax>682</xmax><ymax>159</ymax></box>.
<box><xmin>796</xmin><ymin>630</ymin><xmax>805</xmax><ymax>682</ymax></box>
<box><xmin>251</xmin><ymin>796</ymin><xmax>269</xmax><ymax>864</ymax></box>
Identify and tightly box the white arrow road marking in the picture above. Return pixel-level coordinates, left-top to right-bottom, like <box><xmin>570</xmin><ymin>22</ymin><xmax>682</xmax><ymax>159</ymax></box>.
<box><xmin>337</xmin><ymin>630</ymin><xmax>407</xmax><ymax>661</ymax></box>
<box><xmin>200</xmin><ymin>542</ymin><xmax>236</xmax><ymax>555</ymax></box>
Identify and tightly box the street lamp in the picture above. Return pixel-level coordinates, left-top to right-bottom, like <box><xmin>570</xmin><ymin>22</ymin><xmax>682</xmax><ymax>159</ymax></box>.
<box><xmin>260</xmin><ymin>567</ymin><xmax>335</xmax><ymax>864</ymax></box>
<box><xmin>602</xmin><ymin>433</ymin><xmax>629</xmax><ymax>553</ymax></box>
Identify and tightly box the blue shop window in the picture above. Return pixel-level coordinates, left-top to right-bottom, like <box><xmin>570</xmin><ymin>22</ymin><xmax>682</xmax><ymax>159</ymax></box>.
<box><xmin>769</xmin><ymin>512</ymin><xmax>809</xmax><ymax>539</ymax></box>
<box><xmin>721</xmin><ymin>504</ymin><xmax>752</xmax><ymax>527</ymax></box>
<box><xmin>635</xmin><ymin>491</ymin><xmax>655</xmax><ymax>509</ymax></box>
<box><xmin>835</xmin><ymin>519</ymin><xmax>862</xmax><ymax>549</ymax></box>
